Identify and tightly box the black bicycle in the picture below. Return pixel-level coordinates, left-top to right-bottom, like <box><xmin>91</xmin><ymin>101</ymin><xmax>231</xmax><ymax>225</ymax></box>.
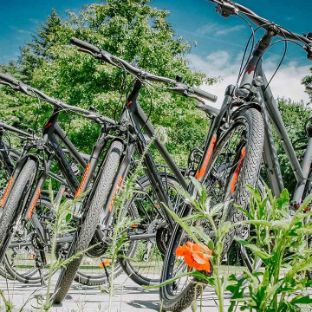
<box><xmin>0</xmin><ymin>119</ymin><xmax>103</xmax><ymax>284</ymax></box>
<box><xmin>58</xmin><ymin>38</ymin><xmax>263</xmax><ymax>309</ymax></box>
<box><xmin>0</xmin><ymin>77</ymin><xmax>135</xmax><ymax>286</ymax></box>
<box><xmin>47</xmin><ymin>37</ymin><xmax>219</xmax><ymax>303</ymax></box>
<box><xmin>159</xmin><ymin>1</ymin><xmax>312</xmax><ymax>311</ymax></box>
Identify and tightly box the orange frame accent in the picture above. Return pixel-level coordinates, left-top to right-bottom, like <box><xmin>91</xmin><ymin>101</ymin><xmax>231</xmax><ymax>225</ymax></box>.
<box><xmin>229</xmin><ymin>147</ymin><xmax>246</xmax><ymax>194</ymax></box>
<box><xmin>195</xmin><ymin>134</ymin><xmax>217</xmax><ymax>181</ymax></box>
<box><xmin>99</xmin><ymin>259</ymin><xmax>111</xmax><ymax>268</ymax></box>
<box><xmin>26</xmin><ymin>187</ymin><xmax>41</xmax><ymax>220</ymax></box>
<box><xmin>0</xmin><ymin>176</ymin><xmax>14</xmax><ymax>208</ymax></box>
<box><xmin>74</xmin><ymin>162</ymin><xmax>91</xmax><ymax>199</ymax></box>
<box><xmin>108</xmin><ymin>176</ymin><xmax>123</xmax><ymax>212</ymax></box>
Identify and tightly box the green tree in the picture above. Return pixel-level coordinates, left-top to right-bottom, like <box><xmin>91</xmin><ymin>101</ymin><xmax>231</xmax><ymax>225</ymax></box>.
<box><xmin>274</xmin><ymin>98</ymin><xmax>310</xmax><ymax>191</ymax></box>
<box><xmin>0</xmin><ymin>0</ymin><xmax>210</xmax><ymax>162</ymax></box>
<box><xmin>19</xmin><ymin>9</ymin><xmax>63</xmax><ymax>82</ymax></box>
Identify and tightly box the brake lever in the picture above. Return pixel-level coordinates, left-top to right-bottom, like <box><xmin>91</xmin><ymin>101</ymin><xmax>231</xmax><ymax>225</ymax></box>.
<box><xmin>306</xmin><ymin>33</ymin><xmax>312</xmax><ymax>40</ymax></box>
<box><xmin>0</xmin><ymin>79</ymin><xmax>30</xmax><ymax>96</ymax></box>
<box><xmin>78</xmin><ymin>48</ymin><xmax>102</xmax><ymax>59</ymax></box>
<box><xmin>100</xmin><ymin>51</ymin><xmax>113</xmax><ymax>64</ymax></box>
<box><xmin>186</xmin><ymin>93</ymin><xmax>206</xmax><ymax>104</ymax></box>
<box><xmin>305</xmin><ymin>45</ymin><xmax>312</xmax><ymax>60</ymax></box>
<box><xmin>168</xmin><ymin>86</ymin><xmax>188</xmax><ymax>97</ymax></box>
<box><xmin>78</xmin><ymin>47</ymin><xmax>113</xmax><ymax>64</ymax></box>
<box><xmin>168</xmin><ymin>86</ymin><xmax>206</xmax><ymax>104</ymax></box>
<box><xmin>0</xmin><ymin>80</ymin><xmax>16</xmax><ymax>90</ymax></box>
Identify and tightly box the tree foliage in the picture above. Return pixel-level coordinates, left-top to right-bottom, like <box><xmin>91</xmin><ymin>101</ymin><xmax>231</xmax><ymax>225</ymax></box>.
<box><xmin>275</xmin><ymin>98</ymin><xmax>310</xmax><ymax>191</ymax></box>
<box><xmin>0</xmin><ymin>0</ymin><xmax>310</xmax><ymax>177</ymax></box>
<box><xmin>0</xmin><ymin>0</ymin><xmax>210</xmax><ymax>162</ymax></box>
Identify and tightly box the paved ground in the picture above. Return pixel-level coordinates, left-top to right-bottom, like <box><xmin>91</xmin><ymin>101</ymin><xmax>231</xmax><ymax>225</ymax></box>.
<box><xmin>0</xmin><ymin>273</ymin><xmax>229</xmax><ymax>312</ymax></box>
<box><xmin>1</xmin><ymin>272</ymin><xmax>312</xmax><ymax>312</ymax></box>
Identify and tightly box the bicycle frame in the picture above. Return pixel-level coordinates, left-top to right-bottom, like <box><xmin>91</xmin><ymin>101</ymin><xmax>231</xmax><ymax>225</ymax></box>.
<box><xmin>21</xmin><ymin>110</ymin><xmax>111</xmax><ymax>245</ymax></box>
<box><xmin>100</xmin><ymin>79</ymin><xmax>189</xmax><ymax>231</ymax></box>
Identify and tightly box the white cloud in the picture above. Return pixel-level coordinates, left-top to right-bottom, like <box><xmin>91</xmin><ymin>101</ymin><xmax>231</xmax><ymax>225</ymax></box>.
<box><xmin>188</xmin><ymin>51</ymin><xmax>310</xmax><ymax>107</ymax></box>
<box><xmin>196</xmin><ymin>23</ymin><xmax>219</xmax><ymax>35</ymax></box>
<box><xmin>196</xmin><ymin>23</ymin><xmax>244</xmax><ymax>37</ymax></box>
<box><xmin>16</xmin><ymin>29</ymin><xmax>33</xmax><ymax>35</ymax></box>
<box><xmin>215</xmin><ymin>25</ymin><xmax>245</xmax><ymax>36</ymax></box>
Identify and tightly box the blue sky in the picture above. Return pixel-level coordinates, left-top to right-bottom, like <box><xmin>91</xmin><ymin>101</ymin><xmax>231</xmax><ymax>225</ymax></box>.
<box><xmin>0</xmin><ymin>0</ymin><xmax>311</xmax><ymax>103</ymax></box>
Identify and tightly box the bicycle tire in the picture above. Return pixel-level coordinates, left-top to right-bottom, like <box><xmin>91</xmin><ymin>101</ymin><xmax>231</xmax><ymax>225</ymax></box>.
<box><xmin>74</xmin><ymin>200</ymin><xmax>139</xmax><ymax>286</ymax></box>
<box><xmin>160</xmin><ymin>107</ymin><xmax>264</xmax><ymax>312</ymax></box>
<box><xmin>53</xmin><ymin>140</ymin><xmax>124</xmax><ymax>304</ymax></box>
<box><xmin>0</xmin><ymin>159</ymin><xmax>37</xmax><ymax>263</ymax></box>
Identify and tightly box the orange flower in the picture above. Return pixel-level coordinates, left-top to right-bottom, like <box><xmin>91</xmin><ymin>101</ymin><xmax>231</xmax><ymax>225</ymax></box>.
<box><xmin>176</xmin><ymin>241</ymin><xmax>212</xmax><ymax>273</ymax></box>
<box><xmin>99</xmin><ymin>259</ymin><xmax>111</xmax><ymax>268</ymax></box>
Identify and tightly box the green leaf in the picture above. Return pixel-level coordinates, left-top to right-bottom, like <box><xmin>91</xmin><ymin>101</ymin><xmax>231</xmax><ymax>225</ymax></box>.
<box><xmin>65</xmin><ymin>213</ymin><xmax>72</xmax><ymax>222</ymax></box>
<box><xmin>236</xmin><ymin>240</ymin><xmax>271</xmax><ymax>260</ymax></box>
<box><xmin>290</xmin><ymin>295</ymin><xmax>312</xmax><ymax>304</ymax></box>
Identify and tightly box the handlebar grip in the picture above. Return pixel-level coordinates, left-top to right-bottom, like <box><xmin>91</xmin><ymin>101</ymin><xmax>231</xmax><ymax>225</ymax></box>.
<box><xmin>190</xmin><ymin>87</ymin><xmax>218</xmax><ymax>103</ymax></box>
<box><xmin>70</xmin><ymin>37</ymin><xmax>101</xmax><ymax>54</ymax></box>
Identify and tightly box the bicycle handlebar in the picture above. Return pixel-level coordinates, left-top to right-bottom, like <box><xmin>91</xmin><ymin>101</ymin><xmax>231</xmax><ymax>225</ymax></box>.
<box><xmin>0</xmin><ymin>121</ymin><xmax>34</xmax><ymax>139</ymax></box>
<box><xmin>70</xmin><ymin>37</ymin><xmax>218</xmax><ymax>103</ymax></box>
<box><xmin>0</xmin><ymin>73</ymin><xmax>116</xmax><ymax>126</ymax></box>
<box><xmin>210</xmin><ymin>0</ymin><xmax>312</xmax><ymax>59</ymax></box>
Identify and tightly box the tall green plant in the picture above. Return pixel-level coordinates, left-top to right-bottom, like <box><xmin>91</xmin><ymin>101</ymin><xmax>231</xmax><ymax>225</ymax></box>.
<box><xmin>155</xmin><ymin>180</ymin><xmax>312</xmax><ymax>312</ymax></box>
<box><xmin>227</xmin><ymin>188</ymin><xmax>312</xmax><ymax>312</ymax></box>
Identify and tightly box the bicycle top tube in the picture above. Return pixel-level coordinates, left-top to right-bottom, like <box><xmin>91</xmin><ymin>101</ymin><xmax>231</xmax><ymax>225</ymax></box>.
<box><xmin>70</xmin><ymin>37</ymin><xmax>218</xmax><ymax>104</ymax></box>
<box><xmin>210</xmin><ymin>0</ymin><xmax>312</xmax><ymax>59</ymax></box>
<box><xmin>0</xmin><ymin>73</ymin><xmax>116</xmax><ymax>126</ymax></box>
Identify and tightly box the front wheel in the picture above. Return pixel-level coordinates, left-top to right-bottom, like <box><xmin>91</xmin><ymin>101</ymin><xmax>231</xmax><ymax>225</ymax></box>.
<box><xmin>3</xmin><ymin>198</ymin><xmax>53</xmax><ymax>284</ymax></box>
<box><xmin>0</xmin><ymin>158</ymin><xmax>38</xmax><ymax>263</ymax></box>
<box><xmin>53</xmin><ymin>140</ymin><xmax>124</xmax><ymax>304</ymax></box>
<box><xmin>160</xmin><ymin>107</ymin><xmax>264</xmax><ymax>311</ymax></box>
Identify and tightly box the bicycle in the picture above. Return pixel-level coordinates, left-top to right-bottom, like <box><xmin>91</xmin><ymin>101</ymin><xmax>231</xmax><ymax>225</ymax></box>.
<box><xmin>0</xmin><ymin>119</ymin><xmax>116</xmax><ymax>284</ymax></box>
<box><xmin>0</xmin><ymin>73</ymin><xmax>193</xmax><ymax>291</ymax></box>
<box><xmin>159</xmin><ymin>1</ymin><xmax>312</xmax><ymax>311</ymax></box>
<box><xmin>0</xmin><ymin>84</ymin><xmax>186</xmax><ymax>290</ymax></box>
<box><xmin>43</xmin><ymin>37</ymin><xmax>220</xmax><ymax>303</ymax></box>
<box><xmin>0</xmin><ymin>76</ymin><xmax>132</xmax><ymax>286</ymax></box>
<box><xmin>0</xmin><ymin>120</ymin><xmax>65</xmax><ymax>282</ymax></box>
